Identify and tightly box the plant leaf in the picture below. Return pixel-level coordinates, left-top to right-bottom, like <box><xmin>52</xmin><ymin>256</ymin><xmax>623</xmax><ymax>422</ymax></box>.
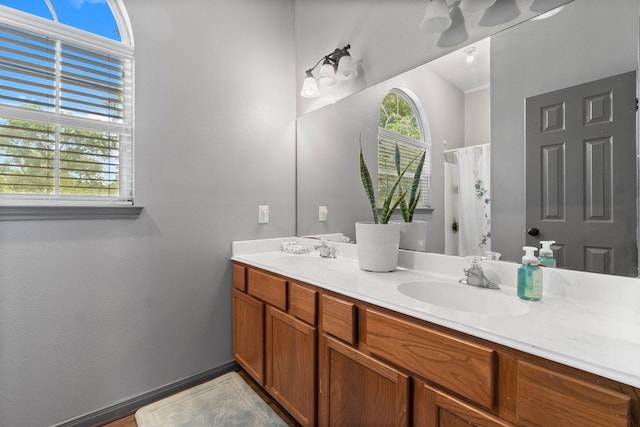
<box><xmin>408</xmin><ymin>150</ymin><xmax>426</xmax><ymax>211</ymax></box>
<box><xmin>359</xmin><ymin>137</ymin><xmax>378</xmax><ymax>224</ymax></box>
<box><xmin>382</xmin><ymin>188</ymin><xmax>408</xmax><ymax>223</ymax></box>
<box><xmin>407</xmin><ymin>189</ymin><xmax>421</xmax><ymax>222</ymax></box>
<box><xmin>380</xmin><ymin>154</ymin><xmax>417</xmax><ymax>223</ymax></box>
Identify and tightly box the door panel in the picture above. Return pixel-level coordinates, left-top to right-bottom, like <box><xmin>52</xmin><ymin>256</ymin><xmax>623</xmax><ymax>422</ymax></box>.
<box><xmin>525</xmin><ymin>71</ymin><xmax>637</xmax><ymax>276</ymax></box>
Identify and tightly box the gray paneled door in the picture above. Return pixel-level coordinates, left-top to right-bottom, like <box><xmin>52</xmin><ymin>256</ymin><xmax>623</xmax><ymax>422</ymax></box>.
<box><xmin>525</xmin><ymin>71</ymin><xmax>637</xmax><ymax>276</ymax></box>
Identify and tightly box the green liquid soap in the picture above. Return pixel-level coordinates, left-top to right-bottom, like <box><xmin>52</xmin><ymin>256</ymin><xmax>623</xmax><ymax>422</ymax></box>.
<box><xmin>538</xmin><ymin>255</ymin><xmax>556</xmax><ymax>268</ymax></box>
<box><xmin>518</xmin><ymin>246</ymin><xmax>543</xmax><ymax>301</ymax></box>
<box><xmin>517</xmin><ymin>264</ymin><xmax>542</xmax><ymax>301</ymax></box>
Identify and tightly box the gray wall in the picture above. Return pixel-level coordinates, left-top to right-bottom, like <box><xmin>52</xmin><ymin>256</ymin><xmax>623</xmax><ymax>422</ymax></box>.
<box><xmin>465</xmin><ymin>87</ymin><xmax>491</xmax><ymax>147</ymax></box>
<box><xmin>0</xmin><ymin>0</ymin><xmax>296</xmax><ymax>425</ymax></box>
<box><xmin>491</xmin><ymin>0</ymin><xmax>638</xmax><ymax>263</ymax></box>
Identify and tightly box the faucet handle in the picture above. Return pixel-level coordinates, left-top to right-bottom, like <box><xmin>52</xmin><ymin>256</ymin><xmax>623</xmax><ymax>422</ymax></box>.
<box><xmin>465</xmin><ymin>255</ymin><xmax>484</xmax><ymax>267</ymax></box>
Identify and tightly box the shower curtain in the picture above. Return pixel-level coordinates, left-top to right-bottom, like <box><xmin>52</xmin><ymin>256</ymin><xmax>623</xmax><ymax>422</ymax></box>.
<box><xmin>444</xmin><ymin>144</ymin><xmax>491</xmax><ymax>257</ymax></box>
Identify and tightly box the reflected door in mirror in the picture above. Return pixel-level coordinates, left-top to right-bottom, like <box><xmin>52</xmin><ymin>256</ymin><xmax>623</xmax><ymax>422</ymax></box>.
<box><xmin>525</xmin><ymin>71</ymin><xmax>637</xmax><ymax>276</ymax></box>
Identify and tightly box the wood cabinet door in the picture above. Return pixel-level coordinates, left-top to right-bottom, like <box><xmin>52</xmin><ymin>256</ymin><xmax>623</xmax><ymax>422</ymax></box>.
<box><xmin>414</xmin><ymin>380</ymin><xmax>513</xmax><ymax>427</ymax></box>
<box><xmin>232</xmin><ymin>289</ymin><xmax>265</xmax><ymax>385</ymax></box>
<box><xmin>319</xmin><ymin>334</ymin><xmax>409</xmax><ymax>427</ymax></box>
<box><xmin>266</xmin><ymin>306</ymin><xmax>317</xmax><ymax>427</ymax></box>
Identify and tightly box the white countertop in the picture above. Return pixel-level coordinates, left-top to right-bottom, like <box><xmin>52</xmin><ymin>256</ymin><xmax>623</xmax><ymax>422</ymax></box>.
<box><xmin>231</xmin><ymin>237</ymin><xmax>640</xmax><ymax>388</ymax></box>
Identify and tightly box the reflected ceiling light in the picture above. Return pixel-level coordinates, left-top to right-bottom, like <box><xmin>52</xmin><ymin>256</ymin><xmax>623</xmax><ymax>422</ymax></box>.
<box><xmin>437</xmin><ymin>3</ymin><xmax>469</xmax><ymax>48</ymax></box>
<box><xmin>300</xmin><ymin>45</ymin><xmax>357</xmax><ymax>98</ymax></box>
<box><xmin>530</xmin><ymin>0</ymin><xmax>562</xmax><ymax>13</ymax></box>
<box><xmin>464</xmin><ymin>47</ymin><xmax>476</xmax><ymax>63</ymax></box>
<box><xmin>479</xmin><ymin>0</ymin><xmax>520</xmax><ymax>27</ymax></box>
<box><xmin>459</xmin><ymin>0</ymin><xmax>495</xmax><ymax>13</ymax></box>
<box><xmin>420</xmin><ymin>0</ymin><xmax>452</xmax><ymax>33</ymax></box>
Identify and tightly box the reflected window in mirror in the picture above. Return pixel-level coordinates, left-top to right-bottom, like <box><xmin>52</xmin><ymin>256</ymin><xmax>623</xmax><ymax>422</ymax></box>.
<box><xmin>378</xmin><ymin>88</ymin><xmax>431</xmax><ymax>208</ymax></box>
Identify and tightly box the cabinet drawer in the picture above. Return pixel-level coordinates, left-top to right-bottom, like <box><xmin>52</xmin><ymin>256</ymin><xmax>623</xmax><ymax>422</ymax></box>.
<box><xmin>321</xmin><ymin>294</ymin><xmax>357</xmax><ymax>345</ymax></box>
<box><xmin>247</xmin><ymin>269</ymin><xmax>287</xmax><ymax>311</ymax></box>
<box><xmin>365</xmin><ymin>309</ymin><xmax>495</xmax><ymax>409</ymax></box>
<box><xmin>289</xmin><ymin>281</ymin><xmax>317</xmax><ymax>325</ymax></box>
<box><xmin>517</xmin><ymin>361</ymin><xmax>630</xmax><ymax>427</ymax></box>
<box><xmin>233</xmin><ymin>263</ymin><xmax>247</xmax><ymax>291</ymax></box>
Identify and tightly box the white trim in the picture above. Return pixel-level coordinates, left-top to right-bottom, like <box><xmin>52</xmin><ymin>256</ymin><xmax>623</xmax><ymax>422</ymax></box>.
<box><xmin>109</xmin><ymin>0</ymin><xmax>134</xmax><ymax>47</ymax></box>
<box><xmin>0</xmin><ymin>105</ymin><xmax>130</xmax><ymax>135</ymax></box>
<box><xmin>0</xmin><ymin>5</ymin><xmax>134</xmax><ymax>58</ymax></box>
<box><xmin>0</xmin><ymin>1</ymin><xmax>136</xmax><ymax>209</ymax></box>
<box><xmin>0</xmin><ymin>205</ymin><xmax>142</xmax><ymax>220</ymax></box>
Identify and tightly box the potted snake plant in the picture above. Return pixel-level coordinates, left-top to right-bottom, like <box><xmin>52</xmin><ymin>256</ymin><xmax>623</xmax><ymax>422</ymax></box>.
<box><xmin>357</xmin><ymin>137</ymin><xmax>419</xmax><ymax>271</ymax></box>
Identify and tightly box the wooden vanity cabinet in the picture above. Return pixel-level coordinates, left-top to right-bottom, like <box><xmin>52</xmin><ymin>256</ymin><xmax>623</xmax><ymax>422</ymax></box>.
<box><xmin>318</xmin><ymin>290</ymin><xmax>638</xmax><ymax>427</ymax></box>
<box><xmin>232</xmin><ymin>263</ymin><xmax>318</xmax><ymax>427</ymax></box>
<box><xmin>234</xmin><ymin>264</ymin><xmax>639</xmax><ymax>427</ymax></box>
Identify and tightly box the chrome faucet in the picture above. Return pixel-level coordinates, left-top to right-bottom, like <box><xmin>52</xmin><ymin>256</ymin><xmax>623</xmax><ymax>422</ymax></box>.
<box><xmin>459</xmin><ymin>256</ymin><xmax>499</xmax><ymax>289</ymax></box>
<box><xmin>314</xmin><ymin>239</ymin><xmax>336</xmax><ymax>258</ymax></box>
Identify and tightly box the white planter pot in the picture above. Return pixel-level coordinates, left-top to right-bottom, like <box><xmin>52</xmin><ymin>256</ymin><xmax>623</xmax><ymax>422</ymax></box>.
<box><xmin>355</xmin><ymin>222</ymin><xmax>400</xmax><ymax>272</ymax></box>
<box><xmin>393</xmin><ymin>220</ymin><xmax>428</xmax><ymax>251</ymax></box>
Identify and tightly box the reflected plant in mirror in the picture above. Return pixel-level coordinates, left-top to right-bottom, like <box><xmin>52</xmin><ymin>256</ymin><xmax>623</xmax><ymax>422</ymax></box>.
<box><xmin>359</xmin><ymin>137</ymin><xmax>418</xmax><ymax>224</ymax></box>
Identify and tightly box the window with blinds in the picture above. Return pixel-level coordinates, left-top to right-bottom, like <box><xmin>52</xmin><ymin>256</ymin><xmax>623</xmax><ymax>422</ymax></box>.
<box><xmin>0</xmin><ymin>2</ymin><xmax>133</xmax><ymax>205</ymax></box>
<box><xmin>378</xmin><ymin>89</ymin><xmax>431</xmax><ymax>208</ymax></box>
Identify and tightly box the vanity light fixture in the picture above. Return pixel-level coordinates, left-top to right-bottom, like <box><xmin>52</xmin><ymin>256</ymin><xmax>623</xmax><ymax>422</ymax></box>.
<box><xmin>422</xmin><ymin>0</ymin><xmax>525</xmax><ymax>43</ymax></box>
<box><xmin>420</xmin><ymin>0</ymin><xmax>452</xmax><ymax>33</ymax></box>
<box><xmin>300</xmin><ymin>44</ymin><xmax>358</xmax><ymax>98</ymax></box>
<box><xmin>479</xmin><ymin>0</ymin><xmax>520</xmax><ymax>27</ymax></box>
<box><xmin>530</xmin><ymin>5</ymin><xmax>564</xmax><ymax>20</ymax></box>
<box><xmin>437</xmin><ymin>2</ymin><xmax>469</xmax><ymax>48</ymax></box>
<box><xmin>459</xmin><ymin>0</ymin><xmax>495</xmax><ymax>13</ymax></box>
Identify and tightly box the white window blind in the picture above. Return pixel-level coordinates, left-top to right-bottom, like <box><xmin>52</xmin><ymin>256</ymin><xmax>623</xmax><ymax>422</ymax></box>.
<box><xmin>0</xmin><ymin>13</ymin><xmax>133</xmax><ymax>205</ymax></box>
<box><xmin>377</xmin><ymin>89</ymin><xmax>431</xmax><ymax>208</ymax></box>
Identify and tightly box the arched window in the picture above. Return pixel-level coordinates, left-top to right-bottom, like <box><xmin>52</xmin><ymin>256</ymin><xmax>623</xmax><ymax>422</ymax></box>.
<box><xmin>0</xmin><ymin>0</ymin><xmax>134</xmax><ymax>207</ymax></box>
<box><xmin>378</xmin><ymin>88</ymin><xmax>431</xmax><ymax>208</ymax></box>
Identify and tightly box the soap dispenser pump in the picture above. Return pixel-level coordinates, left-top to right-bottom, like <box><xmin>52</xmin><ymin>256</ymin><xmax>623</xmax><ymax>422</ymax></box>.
<box><xmin>539</xmin><ymin>240</ymin><xmax>556</xmax><ymax>267</ymax></box>
<box><xmin>518</xmin><ymin>246</ymin><xmax>542</xmax><ymax>301</ymax></box>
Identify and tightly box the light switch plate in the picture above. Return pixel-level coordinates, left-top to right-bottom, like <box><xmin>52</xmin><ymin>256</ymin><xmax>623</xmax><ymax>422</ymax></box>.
<box><xmin>319</xmin><ymin>205</ymin><xmax>328</xmax><ymax>222</ymax></box>
<box><xmin>258</xmin><ymin>205</ymin><xmax>269</xmax><ymax>223</ymax></box>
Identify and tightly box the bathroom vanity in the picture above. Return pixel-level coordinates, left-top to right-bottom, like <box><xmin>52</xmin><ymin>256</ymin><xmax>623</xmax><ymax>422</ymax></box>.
<box><xmin>231</xmin><ymin>238</ymin><xmax>640</xmax><ymax>426</ymax></box>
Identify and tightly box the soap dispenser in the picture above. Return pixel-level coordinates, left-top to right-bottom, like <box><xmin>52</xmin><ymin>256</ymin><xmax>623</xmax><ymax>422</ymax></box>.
<box><xmin>538</xmin><ymin>240</ymin><xmax>556</xmax><ymax>267</ymax></box>
<box><xmin>518</xmin><ymin>246</ymin><xmax>542</xmax><ymax>301</ymax></box>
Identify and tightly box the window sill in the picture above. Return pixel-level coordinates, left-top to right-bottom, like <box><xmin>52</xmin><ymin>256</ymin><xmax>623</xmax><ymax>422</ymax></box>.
<box><xmin>0</xmin><ymin>205</ymin><xmax>144</xmax><ymax>220</ymax></box>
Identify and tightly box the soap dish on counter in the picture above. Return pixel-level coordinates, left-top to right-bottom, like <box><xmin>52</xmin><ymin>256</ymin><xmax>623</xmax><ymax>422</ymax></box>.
<box><xmin>281</xmin><ymin>242</ymin><xmax>311</xmax><ymax>254</ymax></box>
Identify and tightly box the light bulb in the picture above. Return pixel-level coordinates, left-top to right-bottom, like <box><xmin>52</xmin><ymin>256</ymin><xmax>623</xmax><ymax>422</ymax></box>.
<box><xmin>336</xmin><ymin>54</ymin><xmax>358</xmax><ymax>80</ymax></box>
<box><xmin>317</xmin><ymin>60</ymin><xmax>336</xmax><ymax>87</ymax></box>
<box><xmin>465</xmin><ymin>47</ymin><xmax>476</xmax><ymax>63</ymax></box>
<box><xmin>300</xmin><ymin>73</ymin><xmax>319</xmax><ymax>98</ymax></box>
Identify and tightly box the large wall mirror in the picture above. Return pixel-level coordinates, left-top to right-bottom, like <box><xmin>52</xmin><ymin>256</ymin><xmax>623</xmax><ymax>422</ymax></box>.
<box><xmin>296</xmin><ymin>0</ymin><xmax>639</xmax><ymax>277</ymax></box>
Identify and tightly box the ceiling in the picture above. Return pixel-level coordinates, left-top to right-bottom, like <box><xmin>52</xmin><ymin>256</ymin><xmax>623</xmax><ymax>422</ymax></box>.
<box><xmin>427</xmin><ymin>37</ymin><xmax>490</xmax><ymax>93</ymax></box>
<box><xmin>425</xmin><ymin>1</ymin><xmax>568</xmax><ymax>93</ymax></box>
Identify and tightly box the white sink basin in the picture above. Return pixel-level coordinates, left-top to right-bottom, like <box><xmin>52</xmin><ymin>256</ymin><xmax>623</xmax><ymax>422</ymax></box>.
<box><xmin>397</xmin><ymin>280</ymin><xmax>529</xmax><ymax>316</ymax></box>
